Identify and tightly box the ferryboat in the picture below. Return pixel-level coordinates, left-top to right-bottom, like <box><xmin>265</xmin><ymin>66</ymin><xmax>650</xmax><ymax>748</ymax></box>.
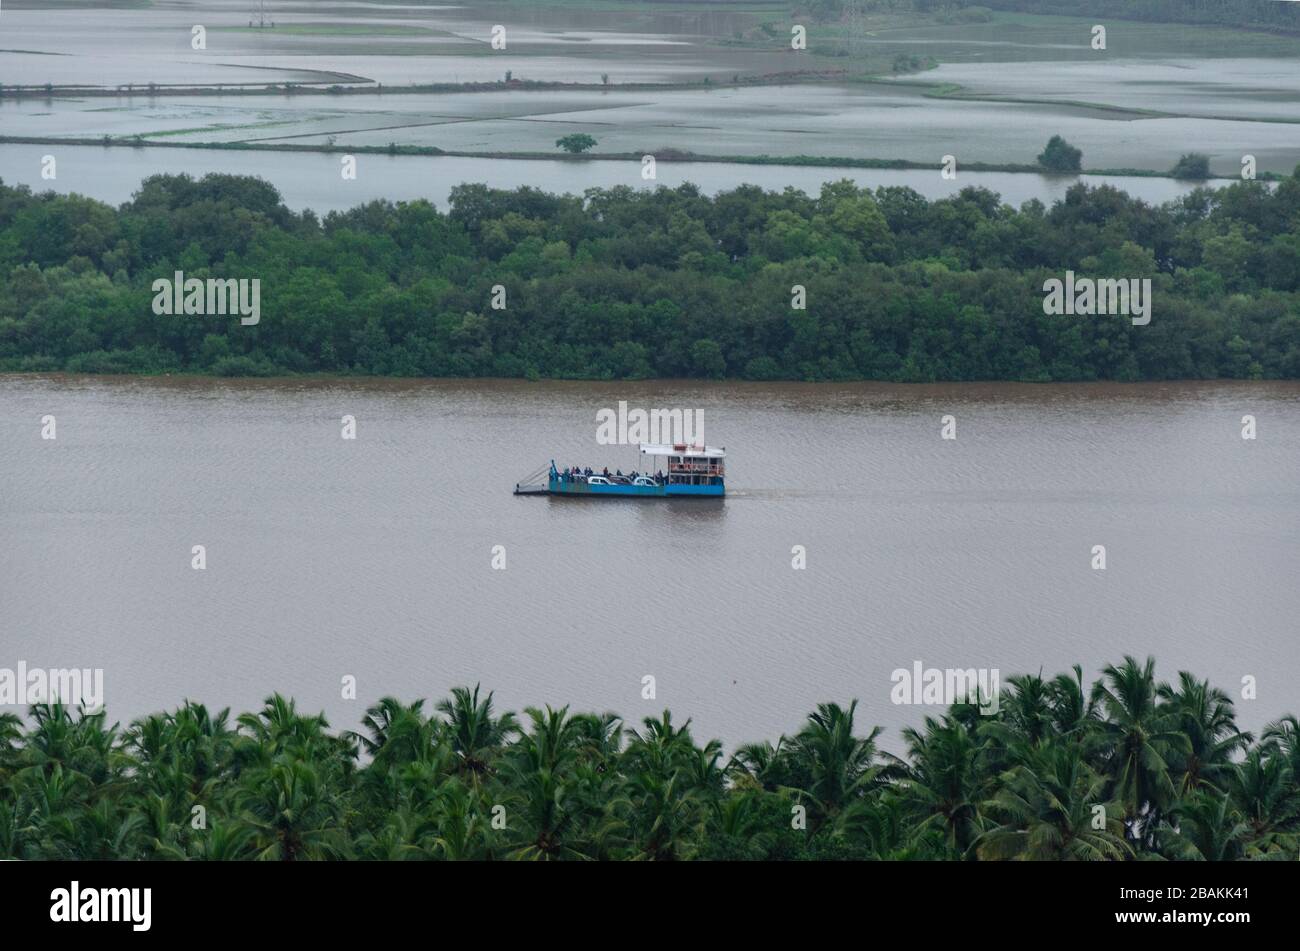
<box><xmin>514</xmin><ymin>443</ymin><xmax>725</xmax><ymax>498</ymax></box>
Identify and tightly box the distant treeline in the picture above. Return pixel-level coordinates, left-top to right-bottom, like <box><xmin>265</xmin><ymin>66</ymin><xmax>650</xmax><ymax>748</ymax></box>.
<box><xmin>1</xmin><ymin>659</ymin><xmax>1297</xmax><ymax>860</ymax></box>
<box><xmin>2</xmin><ymin>170</ymin><xmax>1299</xmax><ymax>382</ymax></box>
<box><xmin>950</xmin><ymin>0</ymin><xmax>1300</xmax><ymax>33</ymax></box>
<box><xmin>809</xmin><ymin>0</ymin><xmax>1300</xmax><ymax>34</ymax></box>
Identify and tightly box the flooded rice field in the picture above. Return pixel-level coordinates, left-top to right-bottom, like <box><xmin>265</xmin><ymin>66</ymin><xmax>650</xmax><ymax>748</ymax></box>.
<box><xmin>0</xmin><ymin>141</ymin><xmax>1213</xmax><ymax>214</ymax></box>
<box><xmin>3</xmin><ymin>1</ymin><xmax>1298</xmax><ymax>176</ymax></box>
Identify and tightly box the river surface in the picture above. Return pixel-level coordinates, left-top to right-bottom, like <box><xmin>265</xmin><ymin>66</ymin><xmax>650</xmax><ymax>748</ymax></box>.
<box><xmin>2</xmin><ymin>375</ymin><xmax>1297</xmax><ymax>750</ymax></box>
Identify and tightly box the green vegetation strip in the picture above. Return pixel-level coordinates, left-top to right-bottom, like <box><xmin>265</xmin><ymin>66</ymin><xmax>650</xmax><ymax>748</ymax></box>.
<box><xmin>0</xmin><ymin>134</ymin><xmax>1264</xmax><ymax>181</ymax></box>
<box><xmin>0</xmin><ymin>659</ymin><xmax>1296</xmax><ymax>859</ymax></box>
<box><xmin>1</xmin><ymin>168</ymin><xmax>1296</xmax><ymax>382</ymax></box>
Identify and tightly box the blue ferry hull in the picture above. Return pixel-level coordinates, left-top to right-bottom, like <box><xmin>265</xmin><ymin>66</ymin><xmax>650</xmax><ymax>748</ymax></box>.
<box><xmin>547</xmin><ymin>478</ymin><xmax>723</xmax><ymax>498</ymax></box>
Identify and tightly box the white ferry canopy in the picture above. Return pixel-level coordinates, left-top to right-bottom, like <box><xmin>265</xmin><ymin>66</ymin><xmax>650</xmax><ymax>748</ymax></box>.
<box><xmin>639</xmin><ymin>443</ymin><xmax>726</xmax><ymax>458</ymax></box>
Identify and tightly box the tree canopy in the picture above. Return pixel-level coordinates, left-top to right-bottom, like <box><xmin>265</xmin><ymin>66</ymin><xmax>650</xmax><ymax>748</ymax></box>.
<box><xmin>2</xmin><ymin>169</ymin><xmax>1299</xmax><ymax>382</ymax></box>
<box><xmin>1037</xmin><ymin>136</ymin><xmax>1083</xmax><ymax>173</ymax></box>
<box><xmin>0</xmin><ymin>659</ymin><xmax>1294</xmax><ymax>860</ymax></box>
<box><xmin>555</xmin><ymin>134</ymin><xmax>598</xmax><ymax>154</ymax></box>
<box><xmin>1171</xmin><ymin>153</ymin><xmax>1212</xmax><ymax>181</ymax></box>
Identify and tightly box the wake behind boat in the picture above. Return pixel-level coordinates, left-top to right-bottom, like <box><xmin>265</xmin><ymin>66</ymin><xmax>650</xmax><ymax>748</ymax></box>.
<box><xmin>514</xmin><ymin>443</ymin><xmax>725</xmax><ymax>498</ymax></box>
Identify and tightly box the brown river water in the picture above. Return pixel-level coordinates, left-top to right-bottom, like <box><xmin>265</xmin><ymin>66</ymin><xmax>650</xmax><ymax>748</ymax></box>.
<box><xmin>2</xmin><ymin>375</ymin><xmax>1297</xmax><ymax>750</ymax></box>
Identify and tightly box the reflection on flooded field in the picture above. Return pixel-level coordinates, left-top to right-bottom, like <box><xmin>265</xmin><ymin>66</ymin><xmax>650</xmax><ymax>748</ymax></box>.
<box><xmin>3</xmin><ymin>2</ymin><xmax>1298</xmax><ymax>180</ymax></box>
<box><xmin>4</xmin><ymin>79</ymin><xmax>1297</xmax><ymax>173</ymax></box>
<box><xmin>928</xmin><ymin>58</ymin><xmax>1300</xmax><ymax>122</ymax></box>
<box><xmin>0</xmin><ymin>141</ymin><xmax>1213</xmax><ymax>213</ymax></box>
<box><xmin>1</xmin><ymin>0</ymin><xmax>793</xmax><ymax>87</ymax></box>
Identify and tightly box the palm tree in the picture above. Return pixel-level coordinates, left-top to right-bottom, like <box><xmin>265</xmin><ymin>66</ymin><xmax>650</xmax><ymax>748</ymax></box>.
<box><xmin>77</xmin><ymin>798</ymin><xmax>147</xmax><ymax>860</ymax></box>
<box><xmin>8</xmin><ymin>762</ymin><xmax>89</xmax><ymax>860</ymax></box>
<box><xmin>0</xmin><ymin>713</ymin><xmax>23</xmax><ymax>820</ymax></box>
<box><xmin>1089</xmin><ymin>656</ymin><xmax>1186</xmax><ymax>844</ymax></box>
<box><xmin>0</xmin><ymin>712</ymin><xmax>22</xmax><ymax>770</ymax></box>
<box><xmin>616</xmin><ymin>711</ymin><xmax>711</xmax><ymax>860</ymax></box>
<box><xmin>426</xmin><ymin>779</ymin><xmax>492</xmax><ymax>860</ymax></box>
<box><xmin>1261</xmin><ymin>715</ymin><xmax>1300</xmax><ymax>777</ymax></box>
<box><xmin>705</xmin><ymin>789</ymin><xmax>777</xmax><ymax>858</ymax></box>
<box><xmin>349</xmin><ymin>697</ymin><xmax>434</xmax><ymax>767</ymax></box>
<box><xmin>127</xmin><ymin>701</ymin><xmax>235</xmax><ymax>804</ymax></box>
<box><xmin>353</xmin><ymin>807</ymin><xmax>427</xmax><ymax>860</ymax></box>
<box><xmin>0</xmin><ymin>799</ymin><xmax>22</xmax><ymax>860</ymax></box>
<box><xmin>236</xmin><ymin>694</ymin><xmax>334</xmax><ymax>760</ymax></box>
<box><xmin>1046</xmin><ymin>664</ymin><xmax>1102</xmax><ymax>743</ymax></box>
<box><xmin>622</xmin><ymin>710</ymin><xmax>698</xmax><ymax>775</ymax></box>
<box><xmin>1163</xmin><ymin>789</ymin><xmax>1248</xmax><ymax>861</ymax></box>
<box><xmin>501</xmin><ymin>705</ymin><xmax>586</xmax><ymax>860</ymax></box>
<box><xmin>183</xmin><ymin>820</ymin><xmax>255</xmax><ymax>861</ymax></box>
<box><xmin>728</xmin><ymin>737</ymin><xmax>789</xmax><ymax>791</ymax></box>
<box><xmin>992</xmin><ymin>672</ymin><xmax>1054</xmax><ymax>748</ymax></box>
<box><xmin>571</xmin><ymin>711</ymin><xmax>623</xmax><ymax>764</ymax></box>
<box><xmin>1158</xmin><ymin>672</ymin><xmax>1251</xmax><ymax>795</ymax></box>
<box><xmin>894</xmin><ymin>714</ymin><xmax>986</xmax><ymax>855</ymax></box>
<box><xmin>857</xmin><ymin>792</ymin><xmax>922</xmax><ymax>859</ymax></box>
<box><xmin>22</xmin><ymin>703</ymin><xmax>125</xmax><ymax>782</ymax></box>
<box><xmin>788</xmin><ymin>701</ymin><xmax>885</xmax><ymax>833</ymax></box>
<box><xmin>683</xmin><ymin>738</ymin><xmax>726</xmax><ymax>798</ymax></box>
<box><xmin>611</xmin><ymin>768</ymin><xmax>700</xmax><ymax>861</ymax></box>
<box><xmin>1224</xmin><ymin>749</ymin><xmax>1300</xmax><ymax>857</ymax></box>
<box><xmin>436</xmin><ymin>685</ymin><xmax>518</xmax><ymax>781</ymax></box>
<box><xmin>977</xmin><ymin>743</ymin><xmax>1131</xmax><ymax>860</ymax></box>
<box><xmin>237</xmin><ymin>759</ymin><xmax>347</xmax><ymax>860</ymax></box>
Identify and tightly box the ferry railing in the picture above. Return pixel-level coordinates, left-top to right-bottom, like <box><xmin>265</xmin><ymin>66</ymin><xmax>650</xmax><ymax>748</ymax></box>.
<box><xmin>513</xmin><ymin>463</ymin><xmax>552</xmax><ymax>496</ymax></box>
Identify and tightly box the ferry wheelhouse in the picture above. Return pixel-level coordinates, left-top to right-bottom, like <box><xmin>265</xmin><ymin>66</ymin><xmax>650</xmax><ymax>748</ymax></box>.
<box><xmin>514</xmin><ymin>443</ymin><xmax>725</xmax><ymax>498</ymax></box>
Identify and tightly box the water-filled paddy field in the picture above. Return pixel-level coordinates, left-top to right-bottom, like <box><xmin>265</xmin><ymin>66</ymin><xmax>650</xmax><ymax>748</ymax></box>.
<box><xmin>3</xmin><ymin>1</ymin><xmax>1298</xmax><ymax>176</ymax></box>
<box><xmin>0</xmin><ymin>141</ymin><xmax>1216</xmax><ymax>214</ymax></box>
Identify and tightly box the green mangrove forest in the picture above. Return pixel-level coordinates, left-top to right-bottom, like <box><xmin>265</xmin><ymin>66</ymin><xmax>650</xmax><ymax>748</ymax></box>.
<box><xmin>2</xmin><ymin>169</ymin><xmax>1299</xmax><ymax>382</ymax></box>
<box><xmin>1</xmin><ymin>658</ymin><xmax>1297</xmax><ymax>860</ymax></box>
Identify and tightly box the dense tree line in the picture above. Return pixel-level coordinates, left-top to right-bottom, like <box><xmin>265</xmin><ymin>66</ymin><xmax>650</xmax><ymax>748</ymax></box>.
<box><xmin>1</xmin><ymin>659</ymin><xmax>1296</xmax><ymax>859</ymax></box>
<box><xmin>2</xmin><ymin>169</ymin><xmax>1299</xmax><ymax>382</ymax></box>
<box><xmin>970</xmin><ymin>0</ymin><xmax>1300</xmax><ymax>34</ymax></box>
<box><xmin>805</xmin><ymin>0</ymin><xmax>1300</xmax><ymax>34</ymax></box>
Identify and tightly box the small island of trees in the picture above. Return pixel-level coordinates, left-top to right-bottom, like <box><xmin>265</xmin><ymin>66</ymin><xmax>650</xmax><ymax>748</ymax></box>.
<box><xmin>1037</xmin><ymin>135</ymin><xmax>1083</xmax><ymax>173</ymax></box>
<box><xmin>1171</xmin><ymin>153</ymin><xmax>1212</xmax><ymax>180</ymax></box>
<box><xmin>555</xmin><ymin>133</ymin><xmax>598</xmax><ymax>154</ymax></box>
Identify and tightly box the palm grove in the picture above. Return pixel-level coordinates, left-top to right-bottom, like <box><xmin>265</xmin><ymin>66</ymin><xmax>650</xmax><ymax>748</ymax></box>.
<box><xmin>2</xmin><ymin>168</ymin><xmax>1299</xmax><ymax>382</ymax></box>
<box><xmin>1</xmin><ymin>658</ymin><xmax>1297</xmax><ymax>860</ymax></box>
